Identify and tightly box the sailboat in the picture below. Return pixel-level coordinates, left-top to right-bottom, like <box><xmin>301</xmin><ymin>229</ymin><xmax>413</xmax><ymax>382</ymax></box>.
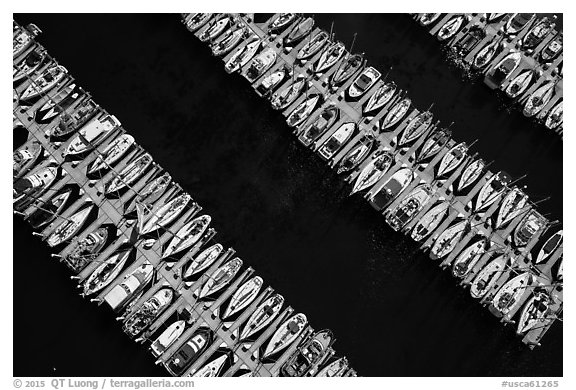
<box><xmin>523</xmin><ymin>82</ymin><xmax>555</xmax><ymax>117</ymax></box>
<box><xmin>28</xmin><ymin>187</ymin><xmax>73</xmax><ymax>230</ymax></box>
<box><xmin>535</xmin><ymin>230</ymin><xmax>562</xmax><ymax>264</ymax></box>
<box><xmin>495</xmin><ymin>188</ymin><xmax>528</xmax><ymax>229</ymax></box>
<box><xmin>437</xmin><ymin>15</ymin><xmax>465</xmax><ymax>41</ymax></box>
<box><xmin>240</xmin><ymin>294</ymin><xmax>284</xmax><ymax>340</ymax></box>
<box><xmin>20</xmin><ymin>65</ymin><xmax>68</xmax><ymax>101</ymax></box>
<box><xmin>199</xmin><ymin>258</ymin><xmax>243</xmax><ymax>298</ymax></box>
<box><xmin>63</xmin><ymin>226</ymin><xmax>109</xmax><ymax>273</ymax></box>
<box><xmin>513</xmin><ymin>210</ymin><xmax>546</xmax><ymax>247</ymax></box>
<box><xmin>224</xmin><ymin>39</ymin><xmax>261</xmax><ymax>74</ymax></box>
<box><xmin>182</xmin><ymin>243</ymin><xmax>224</xmax><ymax>279</ymax></box>
<box><xmin>268</xmin><ymin>13</ymin><xmax>298</xmax><ymax>33</ymax></box>
<box><xmin>82</xmin><ymin>250</ymin><xmax>131</xmax><ymax>296</ymax></box>
<box><xmin>429</xmin><ymin>219</ymin><xmax>468</xmax><ymax>260</ymax></box>
<box><xmin>298</xmin><ymin>106</ymin><xmax>338</xmax><ymax>146</ymax></box>
<box><xmin>46</xmin><ymin>204</ymin><xmax>94</xmax><ymax>247</ymax></box>
<box><xmin>416</xmin><ymin>128</ymin><xmax>451</xmax><ymax>163</ymax></box>
<box><xmin>456</xmin><ymin>159</ymin><xmax>484</xmax><ymax>192</ymax></box>
<box><xmin>505</xmin><ymin>70</ymin><xmax>534</xmax><ymax>98</ymax></box>
<box><xmin>63</xmin><ymin>114</ymin><xmax>121</xmax><ymax>157</ymax></box>
<box><xmin>140</xmin><ymin>193</ymin><xmax>191</xmax><ymax>235</ymax></box>
<box><xmin>470</xmin><ymin>254</ymin><xmax>508</xmax><ymax>299</ymax></box>
<box><xmin>87</xmin><ymin>134</ymin><xmax>135</xmax><ymax>174</ymax></box>
<box><xmin>13</xmin><ymin>141</ymin><xmax>43</xmax><ymax>178</ymax></box>
<box><xmin>13</xmin><ymin>48</ymin><xmax>46</xmax><ymax>83</ymax></box>
<box><xmin>317</xmin><ymin>122</ymin><xmax>355</xmax><ymax>160</ymax></box>
<box><xmin>124</xmin><ymin>172</ymin><xmax>172</xmax><ymax>215</ymax></box>
<box><xmin>385</xmin><ymin>184</ymin><xmax>432</xmax><ymax>231</ymax></box>
<box><xmin>336</xmin><ymin>135</ymin><xmax>374</xmax><ymax>174</ymax></box>
<box><xmin>472</xmin><ymin>39</ymin><xmax>501</xmax><ymax>69</ymax></box>
<box><xmin>296</xmin><ymin>31</ymin><xmax>329</xmax><ymax>61</ymax></box>
<box><xmin>517</xmin><ymin>291</ymin><xmax>551</xmax><ymax>334</ymax></box>
<box><xmin>263</xmin><ymin>313</ymin><xmax>307</xmax><ymax>358</ymax></box>
<box><xmin>198</xmin><ymin>16</ymin><xmax>230</xmax><ymax>43</ymax></box>
<box><xmin>192</xmin><ymin>354</ymin><xmax>228</xmax><ymax>377</ymax></box>
<box><xmin>151</xmin><ymin>320</ymin><xmax>187</xmax><ymax>357</ymax></box>
<box><xmin>222</xmin><ymin>276</ymin><xmax>263</xmax><ymax>319</ymax></box>
<box><xmin>544</xmin><ymin>101</ymin><xmax>563</xmax><ymax>130</ymax></box>
<box><xmin>34</xmin><ymin>83</ymin><xmax>82</xmax><ymax>124</ymax></box>
<box><xmin>398</xmin><ymin>110</ymin><xmax>433</xmax><ymax>146</ymax></box>
<box><xmin>283</xmin><ymin>17</ymin><xmax>315</xmax><ymax>47</ymax></box>
<box><xmin>475</xmin><ymin>171</ymin><xmax>510</xmax><ymax>211</ymax></box>
<box><xmin>351</xmin><ymin>150</ymin><xmax>394</xmax><ymax>194</ymax></box>
<box><xmin>162</xmin><ymin>215</ymin><xmax>212</xmax><ymax>258</ymax></box>
<box><xmin>410</xmin><ymin>201</ymin><xmax>450</xmax><ymax>242</ymax></box>
<box><xmin>380</xmin><ymin>98</ymin><xmax>411</xmax><ymax>130</ymax></box>
<box><xmin>363</xmin><ymin>82</ymin><xmax>396</xmax><ymax>115</ymax></box>
<box><xmin>436</xmin><ymin>142</ymin><xmax>467</xmax><ymax>178</ymax></box>
<box><xmin>104</xmin><ymin>153</ymin><xmax>153</xmax><ymax>194</ymax></box>
<box><xmin>419</xmin><ymin>13</ymin><xmax>441</xmax><ymax>26</ymax></box>
<box><xmin>368</xmin><ymin>167</ymin><xmax>414</xmax><ymax>210</ymax></box>
<box><xmin>313</xmin><ymin>41</ymin><xmax>345</xmax><ymax>74</ymax></box>
<box><xmin>271</xmin><ymin>76</ymin><xmax>306</xmax><ymax>110</ymax></box>
<box><xmin>286</xmin><ymin>94</ymin><xmax>321</xmax><ymax>128</ymax></box>
<box><xmin>491</xmin><ymin>272</ymin><xmax>533</xmax><ymax>316</ymax></box>
<box><xmin>452</xmin><ymin>238</ymin><xmax>487</xmax><ymax>278</ymax></box>
<box><xmin>123</xmin><ymin>288</ymin><xmax>174</xmax><ymax>337</ymax></box>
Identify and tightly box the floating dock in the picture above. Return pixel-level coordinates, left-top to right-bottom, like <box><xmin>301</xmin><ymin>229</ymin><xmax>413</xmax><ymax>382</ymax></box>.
<box><xmin>183</xmin><ymin>13</ymin><xmax>563</xmax><ymax>349</ymax></box>
<box><xmin>13</xmin><ymin>20</ymin><xmax>356</xmax><ymax>377</ymax></box>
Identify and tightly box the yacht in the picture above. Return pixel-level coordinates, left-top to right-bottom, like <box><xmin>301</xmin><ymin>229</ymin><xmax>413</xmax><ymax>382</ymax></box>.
<box><xmin>296</xmin><ymin>31</ymin><xmax>329</xmax><ymax>61</ymax></box>
<box><xmin>522</xmin><ymin>17</ymin><xmax>555</xmax><ymax>50</ymax></box>
<box><xmin>123</xmin><ymin>288</ymin><xmax>174</xmax><ymax>337</ymax></box>
<box><xmin>452</xmin><ymin>238</ymin><xmax>487</xmax><ymax>278</ymax></box>
<box><xmin>63</xmin><ymin>114</ymin><xmax>121</xmax><ymax>157</ymax></box>
<box><xmin>87</xmin><ymin>134</ymin><xmax>135</xmax><ymax>174</ymax></box>
<box><xmin>140</xmin><ymin>193</ymin><xmax>191</xmax><ymax>235</ymax></box>
<box><xmin>398</xmin><ymin>110</ymin><xmax>433</xmax><ymax>146</ymax></box>
<box><xmin>317</xmin><ymin>122</ymin><xmax>356</xmax><ymax>160</ymax></box>
<box><xmin>151</xmin><ymin>320</ymin><xmax>186</xmax><ymax>357</ymax></box>
<box><xmin>363</xmin><ymin>82</ymin><xmax>396</xmax><ymax>115</ymax></box>
<box><xmin>104</xmin><ymin>153</ymin><xmax>153</xmax><ymax>194</ymax></box>
<box><xmin>182</xmin><ymin>243</ymin><xmax>224</xmax><ymax>279</ymax></box>
<box><xmin>199</xmin><ymin>258</ymin><xmax>243</xmax><ymax>298</ymax></box>
<box><xmin>240</xmin><ymin>294</ymin><xmax>284</xmax><ymax>340</ymax></box>
<box><xmin>336</xmin><ymin>135</ymin><xmax>374</xmax><ymax>174</ymax></box>
<box><xmin>436</xmin><ymin>142</ymin><xmax>467</xmax><ymax>178</ymax></box>
<box><xmin>380</xmin><ymin>97</ymin><xmax>411</xmax><ymax>130</ymax></box>
<box><xmin>351</xmin><ymin>150</ymin><xmax>394</xmax><ymax>194</ymax></box>
<box><xmin>63</xmin><ymin>226</ymin><xmax>109</xmax><ymax>273</ymax></box>
<box><xmin>263</xmin><ymin>313</ymin><xmax>307</xmax><ymax>358</ymax></box>
<box><xmin>385</xmin><ymin>184</ymin><xmax>432</xmax><ymax>231</ymax></box>
<box><xmin>14</xmin><ymin>164</ymin><xmax>59</xmax><ymax>207</ymax></box>
<box><xmin>162</xmin><ymin>215</ymin><xmax>212</xmax><ymax>258</ymax></box>
<box><xmin>19</xmin><ymin>65</ymin><xmax>67</xmax><ymax>101</ymax></box>
<box><xmin>535</xmin><ymin>230</ymin><xmax>562</xmax><ymax>264</ymax></box>
<box><xmin>470</xmin><ymin>254</ymin><xmax>508</xmax><ymax>298</ymax></box>
<box><xmin>411</xmin><ymin>201</ymin><xmax>450</xmax><ymax>242</ymax></box>
<box><xmin>491</xmin><ymin>272</ymin><xmax>533</xmax><ymax>316</ymax></box>
<box><xmin>222</xmin><ymin>276</ymin><xmax>263</xmax><ymax>320</ymax></box>
<box><xmin>298</xmin><ymin>106</ymin><xmax>338</xmax><ymax>146</ymax></box>
<box><xmin>429</xmin><ymin>219</ymin><xmax>468</xmax><ymax>260</ymax></box>
<box><xmin>256</xmin><ymin>68</ymin><xmax>287</xmax><ymax>96</ymax></box>
<box><xmin>368</xmin><ymin>167</ymin><xmax>414</xmax><ymax>210</ymax></box>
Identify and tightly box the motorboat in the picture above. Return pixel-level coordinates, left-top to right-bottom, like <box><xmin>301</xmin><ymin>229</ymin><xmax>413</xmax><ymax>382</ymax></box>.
<box><xmin>523</xmin><ymin>82</ymin><xmax>555</xmax><ymax>117</ymax></box>
<box><xmin>82</xmin><ymin>250</ymin><xmax>131</xmax><ymax>296</ymax></box>
<box><xmin>397</xmin><ymin>110</ymin><xmax>433</xmax><ymax>146</ymax></box>
<box><xmin>452</xmin><ymin>238</ymin><xmax>487</xmax><ymax>278</ymax></box>
<box><xmin>429</xmin><ymin>219</ymin><xmax>468</xmax><ymax>260</ymax></box>
<box><xmin>28</xmin><ymin>187</ymin><xmax>73</xmax><ymax>230</ymax></box>
<box><xmin>513</xmin><ymin>210</ymin><xmax>546</xmax><ymax>247</ymax></box>
<box><xmin>62</xmin><ymin>226</ymin><xmax>109</xmax><ymax>273</ymax></box>
<box><xmin>13</xmin><ymin>47</ymin><xmax>46</xmax><ymax>83</ymax></box>
<box><xmin>419</xmin><ymin>13</ymin><xmax>441</xmax><ymax>26</ymax></box>
<box><xmin>182</xmin><ymin>243</ymin><xmax>224</xmax><ymax>279</ymax></box>
<box><xmin>63</xmin><ymin>114</ymin><xmax>121</xmax><ymax>157</ymax></box>
<box><xmin>286</xmin><ymin>93</ymin><xmax>321</xmax><ymax>128</ymax></box>
<box><xmin>222</xmin><ymin>276</ymin><xmax>263</xmax><ymax>320</ymax></box>
<box><xmin>522</xmin><ymin>17</ymin><xmax>555</xmax><ymax>50</ymax></box>
<box><xmin>20</xmin><ymin>65</ymin><xmax>67</xmax><ymax>101</ymax></box>
<box><xmin>211</xmin><ymin>26</ymin><xmax>245</xmax><ymax>57</ymax></box>
<box><xmin>281</xmin><ymin>329</ymin><xmax>333</xmax><ymax>377</ymax></box>
<box><xmin>495</xmin><ymin>187</ymin><xmax>528</xmax><ymax>229</ymax></box>
<box><xmin>87</xmin><ymin>134</ymin><xmax>135</xmax><ymax>174</ymax></box>
<box><xmin>165</xmin><ymin>328</ymin><xmax>212</xmax><ymax>376</ymax></box>
<box><xmin>103</xmin><ymin>261</ymin><xmax>154</xmax><ymax>310</ymax></box>
<box><xmin>336</xmin><ymin>135</ymin><xmax>374</xmax><ymax>174</ymax></box>
<box><xmin>475</xmin><ymin>171</ymin><xmax>510</xmax><ymax>211</ymax></box>
<box><xmin>296</xmin><ymin>31</ymin><xmax>329</xmax><ymax>61</ymax></box>
<box><xmin>13</xmin><ymin>164</ymin><xmax>59</xmax><ymax>207</ymax></box>
<box><xmin>240</xmin><ymin>294</ymin><xmax>284</xmax><ymax>340</ymax></box>
<box><xmin>540</xmin><ymin>33</ymin><xmax>562</xmax><ymax>62</ymax></box>
<box><xmin>268</xmin><ymin>13</ymin><xmax>298</xmax><ymax>34</ymax></box>
<box><xmin>416</xmin><ymin>127</ymin><xmax>451</xmax><ymax>163</ymax></box>
<box><xmin>185</xmin><ymin>13</ymin><xmax>213</xmax><ymax>32</ymax></box>
<box><xmin>368</xmin><ymin>167</ymin><xmax>414</xmax><ymax>210</ymax></box>
<box><xmin>162</xmin><ymin>215</ymin><xmax>212</xmax><ymax>258</ymax></box>
<box><xmin>316</xmin><ymin>357</ymin><xmax>349</xmax><ymax>377</ymax></box>
<box><xmin>263</xmin><ymin>313</ymin><xmax>307</xmax><ymax>358</ymax></box>
<box><xmin>246</xmin><ymin>48</ymin><xmax>277</xmax><ymax>81</ymax></box>
<box><xmin>283</xmin><ymin>17</ymin><xmax>314</xmax><ymax>47</ymax></box>
<box><xmin>492</xmin><ymin>51</ymin><xmax>522</xmax><ymax>84</ymax></box>
<box><xmin>151</xmin><ymin>320</ymin><xmax>186</xmax><ymax>357</ymax></box>
<box><xmin>385</xmin><ymin>184</ymin><xmax>432</xmax><ymax>231</ymax></box>
<box><xmin>517</xmin><ymin>291</ymin><xmax>551</xmax><ymax>334</ymax></box>
<box><xmin>192</xmin><ymin>354</ymin><xmax>228</xmax><ymax>377</ymax></box>
<box><xmin>34</xmin><ymin>83</ymin><xmax>82</xmax><ymax>124</ymax></box>
<box><xmin>13</xmin><ymin>24</ymin><xmax>41</xmax><ymax>58</ymax></box>
<box><xmin>298</xmin><ymin>106</ymin><xmax>338</xmax><ymax>146</ymax></box>
<box><xmin>329</xmin><ymin>53</ymin><xmax>365</xmax><ymax>89</ymax></box>
<box><xmin>224</xmin><ymin>39</ymin><xmax>261</xmax><ymax>74</ymax></box>
<box><xmin>255</xmin><ymin>68</ymin><xmax>287</xmax><ymax>96</ymax></box>
<box><xmin>470</xmin><ymin>254</ymin><xmax>508</xmax><ymax>298</ymax></box>
<box><xmin>199</xmin><ymin>258</ymin><xmax>243</xmax><ymax>298</ymax></box>
<box><xmin>313</xmin><ymin>41</ymin><xmax>345</xmax><ymax>74</ymax></box>
<box><xmin>436</xmin><ymin>142</ymin><xmax>467</xmax><ymax>177</ymax></box>
<box><xmin>380</xmin><ymin>98</ymin><xmax>411</xmax><ymax>130</ymax></box>
<box><xmin>351</xmin><ymin>150</ymin><xmax>394</xmax><ymax>194</ymax></box>
<box><xmin>535</xmin><ymin>230</ymin><xmax>562</xmax><ymax>264</ymax></box>
<box><xmin>140</xmin><ymin>193</ymin><xmax>191</xmax><ymax>235</ymax></box>
<box><xmin>472</xmin><ymin>39</ymin><xmax>501</xmax><ymax>69</ymax></box>
<box><xmin>123</xmin><ymin>288</ymin><xmax>174</xmax><ymax>337</ymax></box>
<box><xmin>544</xmin><ymin>101</ymin><xmax>562</xmax><ymax>130</ymax></box>
<box><xmin>411</xmin><ymin>201</ymin><xmax>450</xmax><ymax>242</ymax></box>
<box><xmin>124</xmin><ymin>172</ymin><xmax>171</xmax><ymax>215</ymax></box>
<box><xmin>453</xmin><ymin>26</ymin><xmax>485</xmax><ymax>56</ymax></box>
<box><xmin>456</xmin><ymin>159</ymin><xmax>484</xmax><ymax>192</ymax></box>
<box><xmin>47</xmin><ymin>100</ymin><xmax>99</xmax><ymax>140</ymax></box>
<box><xmin>104</xmin><ymin>153</ymin><xmax>152</xmax><ymax>194</ymax></box>
<box><xmin>13</xmin><ymin>141</ymin><xmax>43</xmax><ymax>178</ymax></box>
<box><xmin>437</xmin><ymin>15</ymin><xmax>465</xmax><ymax>41</ymax></box>
<box><xmin>198</xmin><ymin>16</ymin><xmax>230</xmax><ymax>43</ymax></box>
<box><xmin>491</xmin><ymin>272</ymin><xmax>533</xmax><ymax>316</ymax></box>
<box><xmin>317</xmin><ymin>122</ymin><xmax>356</xmax><ymax>160</ymax></box>
<box><xmin>505</xmin><ymin>70</ymin><xmax>534</xmax><ymax>99</ymax></box>
<box><xmin>363</xmin><ymin>82</ymin><xmax>396</xmax><ymax>115</ymax></box>
<box><xmin>271</xmin><ymin>76</ymin><xmax>306</xmax><ymax>110</ymax></box>
<box><xmin>504</xmin><ymin>13</ymin><xmax>536</xmax><ymax>35</ymax></box>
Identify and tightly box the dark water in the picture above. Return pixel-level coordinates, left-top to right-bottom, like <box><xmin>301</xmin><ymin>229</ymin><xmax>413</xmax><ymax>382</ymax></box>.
<box><xmin>13</xmin><ymin>14</ymin><xmax>562</xmax><ymax>377</ymax></box>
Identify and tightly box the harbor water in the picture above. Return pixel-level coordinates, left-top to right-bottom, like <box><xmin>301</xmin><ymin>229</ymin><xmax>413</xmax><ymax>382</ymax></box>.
<box><xmin>13</xmin><ymin>14</ymin><xmax>562</xmax><ymax>377</ymax></box>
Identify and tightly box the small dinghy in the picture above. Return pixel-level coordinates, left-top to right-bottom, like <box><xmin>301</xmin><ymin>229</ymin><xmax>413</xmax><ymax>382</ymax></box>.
<box><xmin>336</xmin><ymin>135</ymin><xmax>374</xmax><ymax>174</ymax></box>
<box><xmin>495</xmin><ymin>188</ymin><xmax>528</xmax><ymax>229</ymax></box>
<box><xmin>162</xmin><ymin>215</ymin><xmax>212</xmax><ymax>258</ymax></box>
<box><xmin>470</xmin><ymin>254</ymin><xmax>508</xmax><ymax>299</ymax></box>
<box><xmin>199</xmin><ymin>258</ymin><xmax>243</xmax><ymax>298</ymax></box>
<box><xmin>452</xmin><ymin>238</ymin><xmax>487</xmax><ymax>278</ymax></box>
<box><xmin>263</xmin><ymin>313</ymin><xmax>307</xmax><ymax>358</ymax></box>
<box><xmin>183</xmin><ymin>243</ymin><xmax>224</xmax><ymax>278</ymax></box>
<box><xmin>46</xmin><ymin>204</ymin><xmax>94</xmax><ymax>247</ymax></box>
<box><xmin>436</xmin><ymin>142</ymin><xmax>467</xmax><ymax>178</ymax></box>
<box><xmin>535</xmin><ymin>230</ymin><xmax>562</xmax><ymax>264</ymax></box>
<box><xmin>351</xmin><ymin>150</ymin><xmax>394</xmax><ymax>194</ymax></box>
<box><xmin>296</xmin><ymin>31</ymin><xmax>329</xmax><ymax>61</ymax></box>
<box><xmin>363</xmin><ymin>82</ymin><xmax>396</xmax><ymax>115</ymax></box>
<box><xmin>222</xmin><ymin>276</ymin><xmax>263</xmax><ymax>320</ymax></box>
<box><xmin>411</xmin><ymin>201</ymin><xmax>450</xmax><ymax>242</ymax></box>
<box><xmin>241</xmin><ymin>294</ymin><xmax>284</xmax><ymax>340</ymax></box>
<box><xmin>87</xmin><ymin>134</ymin><xmax>135</xmax><ymax>174</ymax></box>
<box><xmin>491</xmin><ymin>272</ymin><xmax>533</xmax><ymax>316</ymax></box>
<box><xmin>380</xmin><ymin>98</ymin><xmax>411</xmax><ymax>130</ymax></box>
<box><xmin>140</xmin><ymin>193</ymin><xmax>191</xmax><ymax>235</ymax></box>
<box><xmin>104</xmin><ymin>153</ymin><xmax>153</xmax><ymax>194</ymax></box>
<box><xmin>430</xmin><ymin>219</ymin><xmax>468</xmax><ymax>260</ymax></box>
<box><xmin>523</xmin><ymin>82</ymin><xmax>555</xmax><ymax>117</ymax></box>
